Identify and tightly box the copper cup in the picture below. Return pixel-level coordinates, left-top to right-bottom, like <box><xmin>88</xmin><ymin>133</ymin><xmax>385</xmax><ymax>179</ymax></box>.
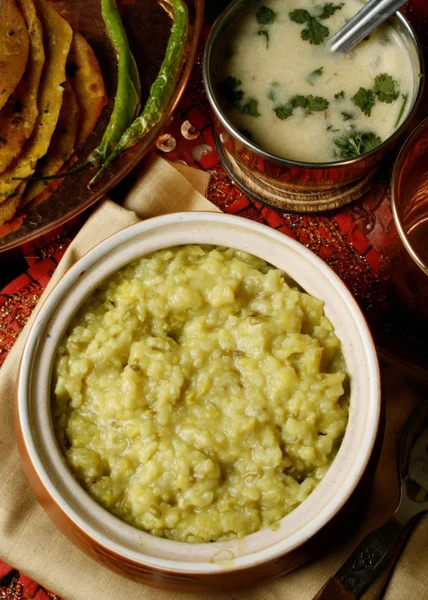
<box><xmin>391</xmin><ymin>118</ymin><xmax>428</xmax><ymax>320</ymax></box>
<box><xmin>203</xmin><ymin>0</ymin><xmax>425</xmax><ymax>213</ymax></box>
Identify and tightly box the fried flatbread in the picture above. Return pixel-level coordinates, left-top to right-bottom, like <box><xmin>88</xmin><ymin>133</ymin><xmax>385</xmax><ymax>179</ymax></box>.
<box><xmin>0</xmin><ymin>183</ymin><xmax>24</xmax><ymax>226</ymax></box>
<box><xmin>22</xmin><ymin>77</ymin><xmax>79</xmax><ymax>205</ymax></box>
<box><xmin>26</xmin><ymin>32</ymin><xmax>106</xmax><ymax>208</ymax></box>
<box><xmin>0</xmin><ymin>0</ymin><xmax>30</xmax><ymax>111</ymax></box>
<box><xmin>67</xmin><ymin>31</ymin><xmax>107</xmax><ymax>151</ymax></box>
<box><xmin>0</xmin><ymin>0</ymin><xmax>45</xmax><ymax>173</ymax></box>
<box><xmin>0</xmin><ymin>0</ymin><xmax>73</xmax><ymax>201</ymax></box>
<box><xmin>26</xmin><ymin>155</ymin><xmax>77</xmax><ymax>209</ymax></box>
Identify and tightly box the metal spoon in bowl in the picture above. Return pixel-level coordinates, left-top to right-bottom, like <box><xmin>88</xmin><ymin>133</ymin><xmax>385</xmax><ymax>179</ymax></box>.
<box><xmin>328</xmin><ymin>0</ymin><xmax>408</xmax><ymax>54</ymax></box>
<box><xmin>313</xmin><ymin>398</ymin><xmax>428</xmax><ymax>600</ymax></box>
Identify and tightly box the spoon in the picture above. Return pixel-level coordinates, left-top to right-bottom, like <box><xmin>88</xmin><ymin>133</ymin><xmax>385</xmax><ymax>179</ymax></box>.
<box><xmin>313</xmin><ymin>398</ymin><xmax>428</xmax><ymax>600</ymax></box>
<box><xmin>328</xmin><ymin>0</ymin><xmax>408</xmax><ymax>54</ymax></box>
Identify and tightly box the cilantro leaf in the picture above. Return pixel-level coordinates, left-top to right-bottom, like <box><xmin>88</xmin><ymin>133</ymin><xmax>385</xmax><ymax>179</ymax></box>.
<box><xmin>268</xmin><ymin>81</ymin><xmax>281</xmax><ymax>101</ymax></box>
<box><xmin>362</xmin><ymin>132</ymin><xmax>382</xmax><ymax>153</ymax></box>
<box><xmin>341</xmin><ymin>111</ymin><xmax>355</xmax><ymax>121</ymax></box>
<box><xmin>307</xmin><ymin>66</ymin><xmax>324</xmax><ymax>85</ymax></box>
<box><xmin>289</xmin><ymin>8</ymin><xmax>329</xmax><ymax>44</ymax></box>
<box><xmin>257</xmin><ymin>6</ymin><xmax>276</xmax><ymax>24</ymax></box>
<box><xmin>289</xmin><ymin>8</ymin><xmax>311</xmax><ymax>23</ymax></box>
<box><xmin>352</xmin><ymin>87</ymin><xmax>376</xmax><ymax>116</ymax></box>
<box><xmin>290</xmin><ymin>94</ymin><xmax>329</xmax><ymax>114</ymax></box>
<box><xmin>395</xmin><ymin>93</ymin><xmax>408</xmax><ymax>128</ymax></box>
<box><xmin>317</xmin><ymin>3</ymin><xmax>344</xmax><ymax>19</ymax></box>
<box><xmin>258</xmin><ymin>29</ymin><xmax>270</xmax><ymax>48</ymax></box>
<box><xmin>374</xmin><ymin>73</ymin><xmax>399</xmax><ymax>103</ymax></box>
<box><xmin>334</xmin><ymin>131</ymin><xmax>382</xmax><ymax>159</ymax></box>
<box><xmin>241</xmin><ymin>98</ymin><xmax>261</xmax><ymax>117</ymax></box>
<box><xmin>301</xmin><ymin>16</ymin><xmax>329</xmax><ymax>45</ymax></box>
<box><xmin>334</xmin><ymin>91</ymin><xmax>345</xmax><ymax>101</ymax></box>
<box><xmin>290</xmin><ymin>95</ymin><xmax>309</xmax><ymax>109</ymax></box>
<box><xmin>218</xmin><ymin>77</ymin><xmax>243</xmax><ymax>106</ymax></box>
<box><xmin>307</xmin><ymin>95</ymin><xmax>329</xmax><ymax>112</ymax></box>
<box><xmin>274</xmin><ymin>104</ymin><xmax>293</xmax><ymax>120</ymax></box>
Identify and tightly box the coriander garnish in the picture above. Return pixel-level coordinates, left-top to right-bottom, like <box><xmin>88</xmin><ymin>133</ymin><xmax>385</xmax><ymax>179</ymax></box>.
<box><xmin>394</xmin><ymin>93</ymin><xmax>408</xmax><ymax>128</ymax></box>
<box><xmin>218</xmin><ymin>77</ymin><xmax>243</xmax><ymax>106</ymax></box>
<box><xmin>272</xmin><ymin>94</ymin><xmax>329</xmax><ymax>121</ymax></box>
<box><xmin>334</xmin><ymin>91</ymin><xmax>345</xmax><ymax>101</ymax></box>
<box><xmin>241</xmin><ymin>98</ymin><xmax>261</xmax><ymax>117</ymax></box>
<box><xmin>290</xmin><ymin>95</ymin><xmax>309</xmax><ymax>109</ymax></box>
<box><xmin>258</xmin><ymin>29</ymin><xmax>270</xmax><ymax>48</ymax></box>
<box><xmin>290</xmin><ymin>94</ymin><xmax>329</xmax><ymax>113</ymax></box>
<box><xmin>289</xmin><ymin>9</ymin><xmax>329</xmax><ymax>45</ymax></box>
<box><xmin>351</xmin><ymin>73</ymin><xmax>400</xmax><ymax>117</ymax></box>
<box><xmin>334</xmin><ymin>131</ymin><xmax>382</xmax><ymax>159</ymax></box>
<box><xmin>289</xmin><ymin>3</ymin><xmax>343</xmax><ymax>45</ymax></box>
<box><xmin>317</xmin><ymin>3</ymin><xmax>344</xmax><ymax>19</ymax></box>
<box><xmin>268</xmin><ymin>81</ymin><xmax>281</xmax><ymax>101</ymax></box>
<box><xmin>256</xmin><ymin>6</ymin><xmax>276</xmax><ymax>24</ymax></box>
<box><xmin>307</xmin><ymin>66</ymin><xmax>324</xmax><ymax>86</ymax></box>
<box><xmin>218</xmin><ymin>78</ymin><xmax>260</xmax><ymax>117</ymax></box>
<box><xmin>352</xmin><ymin>87</ymin><xmax>376</xmax><ymax>116</ymax></box>
<box><xmin>274</xmin><ymin>104</ymin><xmax>293</xmax><ymax>120</ymax></box>
<box><xmin>341</xmin><ymin>111</ymin><xmax>355</xmax><ymax>121</ymax></box>
<box><xmin>256</xmin><ymin>7</ymin><xmax>276</xmax><ymax>49</ymax></box>
<box><xmin>306</xmin><ymin>95</ymin><xmax>329</xmax><ymax>113</ymax></box>
<box><xmin>374</xmin><ymin>73</ymin><xmax>399</xmax><ymax>103</ymax></box>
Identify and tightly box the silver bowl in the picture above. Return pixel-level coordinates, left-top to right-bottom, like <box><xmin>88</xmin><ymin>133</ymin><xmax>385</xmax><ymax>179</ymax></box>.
<box><xmin>203</xmin><ymin>0</ymin><xmax>425</xmax><ymax>213</ymax></box>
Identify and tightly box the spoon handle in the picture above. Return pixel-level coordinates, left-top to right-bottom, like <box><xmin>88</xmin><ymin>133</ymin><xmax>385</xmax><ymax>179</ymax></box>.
<box><xmin>328</xmin><ymin>0</ymin><xmax>407</xmax><ymax>54</ymax></box>
<box><xmin>312</xmin><ymin>514</ymin><xmax>413</xmax><ymax>600</ymax></box>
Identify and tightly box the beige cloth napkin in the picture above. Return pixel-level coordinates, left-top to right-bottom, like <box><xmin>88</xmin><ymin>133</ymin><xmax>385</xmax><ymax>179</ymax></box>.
<box><xmin>0</xmin><ymin>155</ymin><xmax>427</xmax><ymax>600</ymax></box>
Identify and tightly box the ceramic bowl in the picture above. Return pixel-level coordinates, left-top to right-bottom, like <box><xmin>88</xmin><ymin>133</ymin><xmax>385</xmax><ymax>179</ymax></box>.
<box><xmin>16</xmin><ymin>212</ymin><xmax>381</xmax><ymax>592</ymax></box>
<box><xmin>203</xmin><ymin>0</ymin><xmax>424</xmax><ymax>212</ymax></box>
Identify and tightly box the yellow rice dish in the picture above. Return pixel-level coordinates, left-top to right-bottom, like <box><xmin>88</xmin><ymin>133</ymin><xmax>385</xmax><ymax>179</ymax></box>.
<box><xmin>53</xmin><ymin>246</ymin><xmax>349</xmax><ymax>543</ymax></box>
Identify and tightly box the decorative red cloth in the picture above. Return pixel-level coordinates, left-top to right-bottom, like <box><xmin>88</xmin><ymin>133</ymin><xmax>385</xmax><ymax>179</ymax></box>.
<box><xmin>1</xmin><ymin>1</ymin><xmax>427</xmax><ymax>598</ymax></box>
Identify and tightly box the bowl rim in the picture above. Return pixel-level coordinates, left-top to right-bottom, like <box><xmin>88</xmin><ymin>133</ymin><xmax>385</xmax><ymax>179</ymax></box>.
<box><xmin>203</xmin><ymin>0</ymin><xmax>425</xmax><ymax>170</ymax></box>
<box><xmin>391</xmin><ymin>116</ymin><xmax>428</xmax><ymax>277</ymax></box>
<box><xmin>17</xmin><ymin>212</ymin><xmax>381</xmax><ymax>574</ymax></box>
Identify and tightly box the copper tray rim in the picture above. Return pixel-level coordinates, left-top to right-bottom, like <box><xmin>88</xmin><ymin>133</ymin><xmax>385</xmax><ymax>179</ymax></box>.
<box><xmin>0</xmin><ymin>0</ymin><xmax>205</xmax><ymax>254</ymax></box>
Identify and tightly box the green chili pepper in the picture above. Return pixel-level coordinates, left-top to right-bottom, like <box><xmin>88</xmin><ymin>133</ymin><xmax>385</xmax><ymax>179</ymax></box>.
<box><xmin>13</xmin><ymin>0</ymin><xmax>141</xmax><ymax>183</ymax></box>
<box><xmin>13</xmin><ymin>0</ymin><xmax>188</xmax><ymax>187</ymax></box>
<box><xmin>93</xmin><ymin>0</ymin><xmax>141</xmax><ymax>163</ymax></box>
<box><xmin>90</xmin><ymin>0</ymin><xmax>189</xmax><ymax>184</ymax></box>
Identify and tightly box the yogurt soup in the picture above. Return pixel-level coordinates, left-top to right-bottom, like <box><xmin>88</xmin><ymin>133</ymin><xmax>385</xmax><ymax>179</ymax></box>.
<box><xmin>213</xmin><ymin>0</ymin><xmax>416</xmax><ymax>163</ymax></box>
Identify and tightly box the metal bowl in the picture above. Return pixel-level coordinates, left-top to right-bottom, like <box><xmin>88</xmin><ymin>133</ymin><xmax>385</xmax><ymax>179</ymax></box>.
<box><xmin>391</xmin><ymin>117</ymin><xmax>428</xmax><ymax>320</ymax></box>
<box><xmin>392</xmin><ymin>117</ymin><xmax>428</xmax><ymax>275</ymax></box>
<box><xmin>203</xmin><ymin>0</ymin><xmax>425</xmax><ymax>213</ymax></box>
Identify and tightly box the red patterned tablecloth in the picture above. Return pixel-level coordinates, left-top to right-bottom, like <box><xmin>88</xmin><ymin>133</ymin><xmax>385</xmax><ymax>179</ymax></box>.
<box><xmin>1</xmin><ymin>1</ymin><xmax>428</xmax><ymax>598</ymax></box>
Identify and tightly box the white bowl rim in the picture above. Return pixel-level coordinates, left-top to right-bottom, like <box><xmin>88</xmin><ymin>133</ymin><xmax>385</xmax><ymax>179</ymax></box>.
<box><xmin>18</xmin><ymin>211</ymin><xmax>381</xmax><ymax>574</ymax></box>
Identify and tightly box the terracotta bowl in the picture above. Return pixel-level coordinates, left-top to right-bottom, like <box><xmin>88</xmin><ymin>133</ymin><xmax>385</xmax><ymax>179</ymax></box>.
<box><xmin>16</xmin><ymin>212</ymin><xmax>381</xmax><ymax>592</ymax></box>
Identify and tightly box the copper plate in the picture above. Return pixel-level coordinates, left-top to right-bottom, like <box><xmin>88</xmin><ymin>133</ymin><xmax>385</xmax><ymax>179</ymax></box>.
<box><xmin>0</xmin><ymin>0</ymin><xmax>204</xmax><ymax>253</ymax></box>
